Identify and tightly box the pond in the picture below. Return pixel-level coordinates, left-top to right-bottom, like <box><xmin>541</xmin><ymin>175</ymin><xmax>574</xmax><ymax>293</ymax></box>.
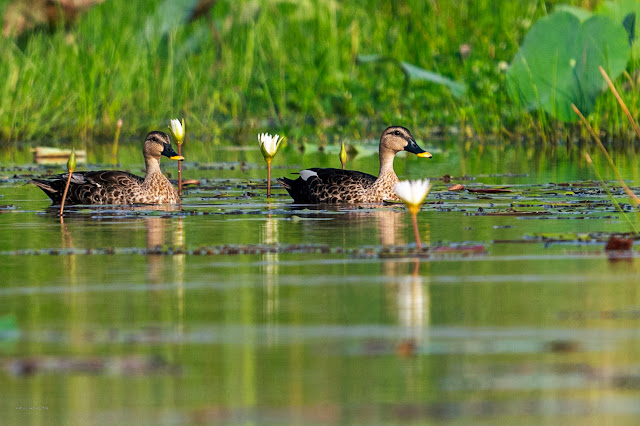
<box><xmin>1</xmin><ymin>138</ymin><xmax>640</xmax><ymax>424</ymax></box>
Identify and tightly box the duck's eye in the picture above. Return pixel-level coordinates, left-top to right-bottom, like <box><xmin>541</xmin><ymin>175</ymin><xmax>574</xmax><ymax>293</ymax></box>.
<box><xmin>394</xmin><ymin>130</ymin><xmax>401</xmax><ymax>136</ymax></box>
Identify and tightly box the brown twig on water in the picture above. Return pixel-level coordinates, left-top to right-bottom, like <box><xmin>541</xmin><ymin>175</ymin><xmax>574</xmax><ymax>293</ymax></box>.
<box><xmin>571</xmin><ymin>103</ymin><xmax>640</xmax><ymax>206</ymax></box>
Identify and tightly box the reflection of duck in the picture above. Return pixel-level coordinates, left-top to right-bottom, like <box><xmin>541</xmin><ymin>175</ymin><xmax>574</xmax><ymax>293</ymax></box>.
<box><xmin>278</xmin><ymin>126</ymin><xmax>432</xmax><ymax>204</ymax></box>
<box><xmin>31</xmin><ymin>131</ymin><xmax>184</xmax><ymax>205</ymax></box>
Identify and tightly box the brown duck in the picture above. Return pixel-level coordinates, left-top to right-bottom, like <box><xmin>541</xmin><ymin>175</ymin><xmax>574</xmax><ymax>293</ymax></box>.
<box><xmin>278</xmin><ymin>126</ymin><xmax>432</xmax><ymax>204</ymax></box>
<box><xmin>31</xmin><ymin>131</ymin><xmax>184</xmax><ymax>205</ymax></box>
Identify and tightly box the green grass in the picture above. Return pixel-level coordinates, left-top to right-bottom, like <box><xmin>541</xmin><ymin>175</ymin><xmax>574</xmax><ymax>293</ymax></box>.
<box><xmin>0</xmin><ymin>0</ymin><xmax>634</xmax><ymax>145</ymax></box>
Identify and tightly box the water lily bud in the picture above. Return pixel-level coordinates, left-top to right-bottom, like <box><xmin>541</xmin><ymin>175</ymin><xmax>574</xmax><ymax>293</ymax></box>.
<box><xmin>169</xmin><ymin>118</ymin><xmax>185</xmax><ymax>144</ymax></box>
<box><xmin>67</xmin><ymin>148</ymin><xmax>76</xmax><ymax>173</ymax></box>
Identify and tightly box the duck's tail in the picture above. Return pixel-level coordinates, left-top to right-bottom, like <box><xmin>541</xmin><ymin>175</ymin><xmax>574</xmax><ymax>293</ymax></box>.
<box><xmin>276</xmin><ymin>177</ymin><xmax>294</xmax><ymax>190</ymax></box>
<box><xmin>30</xmin><ymin>179</ymin><xmax>63</xmax><ymax>203</ymax></box>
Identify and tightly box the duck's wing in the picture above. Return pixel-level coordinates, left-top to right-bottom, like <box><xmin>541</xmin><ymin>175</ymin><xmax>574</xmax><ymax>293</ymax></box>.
<box><xmin>278</xmin><ymin>168</ymin><xmax>377</xmax><ymax>203</ymax></box>
<box><xmin>31</xmin><ymin>170</ymin><xmax>144</xmax><ymax>204</ymax></box>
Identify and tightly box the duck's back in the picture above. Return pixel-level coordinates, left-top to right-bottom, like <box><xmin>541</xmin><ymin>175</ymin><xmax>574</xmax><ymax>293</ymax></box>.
<box><xmin>32</xmin><ymin>170</ymin><xmax>146</xmax><ymax>205</ymax></box>
<box><xmin>278</xmin><ymin>168</ymin><xmax>378</xmax><ymax>203</ymax></box>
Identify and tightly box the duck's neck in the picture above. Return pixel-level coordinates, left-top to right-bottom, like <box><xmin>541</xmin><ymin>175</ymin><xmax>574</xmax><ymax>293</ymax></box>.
<box><xmin>144</xmin><ymin>157</ymin><xmax>164</xmax><ymax>183</ymax></box>
<box><xmin>378</xmin><ymin>146</ymin><xmax>398</xmax><ymax>180</ymax></box>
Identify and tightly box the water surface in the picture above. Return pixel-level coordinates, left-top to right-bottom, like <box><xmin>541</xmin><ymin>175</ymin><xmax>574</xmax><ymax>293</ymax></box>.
<box><xmin>2</xmin><ymin>140</ymin><xmax>640</xmax><ymax>424</ymax></box>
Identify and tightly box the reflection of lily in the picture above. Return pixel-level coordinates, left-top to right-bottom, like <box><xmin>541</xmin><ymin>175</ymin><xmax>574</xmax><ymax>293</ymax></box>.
<box><xmin>397</xmin><ymin>266</ymin><xmax>429</xmax><ymax>349</ymax></box>
<box><xmin>169</xmin><ymin>118</ymin><xmax>185</xmax><ymax>197</ymax></box>
<box><xmin>394</xmin><ymin>179</ymin><xmax>432</xmax><ymax>249</ymax></box>
<box><xmin>258</xmin><ymin>133</ymin><xmax>283</xmax><ymax>198</ymax></box>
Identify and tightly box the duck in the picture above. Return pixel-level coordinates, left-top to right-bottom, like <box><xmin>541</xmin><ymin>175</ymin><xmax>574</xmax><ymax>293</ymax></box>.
<box><xmin>277</xmin><ymin>126</ymin><xmax>432</xmax><ymax>203</ymax></box>
<box><xmin>31</xmin><ymin>131</ymin><xmax>184</xmax><ymax>205</ymax></box>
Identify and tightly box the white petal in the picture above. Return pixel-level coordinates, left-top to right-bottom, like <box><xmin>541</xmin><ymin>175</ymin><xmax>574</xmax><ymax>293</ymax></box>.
<box><xmin>394</xmin><ymin>179</ymin><xmax>431</xmax><ymax>206</ymax></box>
<box><xmin>257</xmin><ymin>133</ymin><xmax>282</xmax><ymax>156</ymax></box>
<box><xmin>169</xmin><ymin>118</ymin><xmax>184</xmax><ymax>140</ymax></box>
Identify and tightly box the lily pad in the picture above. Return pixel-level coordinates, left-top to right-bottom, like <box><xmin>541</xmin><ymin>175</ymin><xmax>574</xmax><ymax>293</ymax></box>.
<box><xmin>507</xmin><ymin>11</ymin><xmax>630</xmax><ymax>122</ymax></box>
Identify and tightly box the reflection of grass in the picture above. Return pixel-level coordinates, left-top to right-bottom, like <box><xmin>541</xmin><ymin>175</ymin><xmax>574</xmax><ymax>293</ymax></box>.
<box><xmin>2</xmin><ymin>1</ymin><xmax>635</xmax><ymax>144</ymax></box>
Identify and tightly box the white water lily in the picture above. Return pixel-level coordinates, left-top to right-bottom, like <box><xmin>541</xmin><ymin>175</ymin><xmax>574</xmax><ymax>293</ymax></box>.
<box><xmin>169</xmin><ymin>118</ymin><xmax>185</xmax><ymax>144</ymax></box>
<box><xmin>258</xmin><ymin>132</ymin><xmax>284</xmax><ymax>198</ymax></box>
<box><xmin>394</xmin><ymin>179</ymin><xmax>432</xmax><ymax>210</ymax></box>
<box><xmin>258</xmin><ymin>133</ymin><xmax>283</xmax><ymax>161</ymax></box>
<box><xmin>394</xmin><ymin>179</ymin><xmax>432</xmax><ymax>250</ymax></box>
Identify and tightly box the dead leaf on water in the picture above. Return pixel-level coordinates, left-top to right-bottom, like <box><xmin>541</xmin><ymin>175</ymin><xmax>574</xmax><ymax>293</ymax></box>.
<box><xmin>604</xmin><ymin>235</ymin><xmax>633</xmax><ymax>251</ymax></box>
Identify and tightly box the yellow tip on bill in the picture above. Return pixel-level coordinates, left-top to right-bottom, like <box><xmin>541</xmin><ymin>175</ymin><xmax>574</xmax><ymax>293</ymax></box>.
<box><xmin>417</xmin><ymin>151</ymin><xmax>432</xmax><ymax>158</ymax></box>
<box><xmin>170</xmin><ymin>155</ymin><xmax>185</xmax><ymax>161</ymax></box>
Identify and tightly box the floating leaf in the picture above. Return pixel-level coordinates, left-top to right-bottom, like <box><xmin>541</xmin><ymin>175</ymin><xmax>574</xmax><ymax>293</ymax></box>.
<box><xmin>507</xmin><ymin>11</ymin><xmax>630</xmax><ymax>122</ymax></box>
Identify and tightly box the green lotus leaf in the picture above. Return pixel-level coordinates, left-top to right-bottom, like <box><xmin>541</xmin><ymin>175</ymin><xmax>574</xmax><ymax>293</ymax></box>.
<box><xmin>507</xmin><ymin>11</ymin><xmax>630</xmax><ymax>122</ymax></box>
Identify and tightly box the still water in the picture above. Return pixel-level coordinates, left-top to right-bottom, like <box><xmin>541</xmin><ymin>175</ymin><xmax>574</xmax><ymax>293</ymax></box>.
<box><xmin>1</xmin><ymin>138</ymin><xmax>640</xmax><ymax>424</ymax></box>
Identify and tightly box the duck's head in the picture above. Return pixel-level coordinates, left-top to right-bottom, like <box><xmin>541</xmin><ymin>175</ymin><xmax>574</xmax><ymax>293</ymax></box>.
<box><xmin>144</xmin><ymin>131</ymin><xmax>184</xmax><ymax>161</ymax></box>
<box><xmin>380</xmin><ymin>126</ymin><xmax>432</xmax><ymax>158</ymax></box>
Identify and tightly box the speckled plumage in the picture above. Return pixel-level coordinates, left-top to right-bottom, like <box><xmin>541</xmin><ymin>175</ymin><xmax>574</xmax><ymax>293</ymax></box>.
<box><xmin>278</xmin><ymin>126</ymin><xmax>432</xmax><ymax>204</ymax></box>
<box><xmin>31</xmin><ymin>131</ymin><xmax>183</xmax><ymax>205</ymax></box>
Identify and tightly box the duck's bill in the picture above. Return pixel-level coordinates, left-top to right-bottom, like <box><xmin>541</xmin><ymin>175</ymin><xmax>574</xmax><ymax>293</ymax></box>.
<box><xmin>404</xmin><ymin>139</ymin><xmax>432</xmax><ymax>158</ymax></box>
<box><xmin>170</xmin><ymin>155</ymin><xmax>185</xmax><ymax>161</ymax></box>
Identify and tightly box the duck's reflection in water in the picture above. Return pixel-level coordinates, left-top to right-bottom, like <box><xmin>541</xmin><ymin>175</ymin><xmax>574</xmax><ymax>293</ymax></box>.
<box><xmin>138</xmin><ymin>206</ymin><xmax>186</xmax><ymax>335</ymax></box>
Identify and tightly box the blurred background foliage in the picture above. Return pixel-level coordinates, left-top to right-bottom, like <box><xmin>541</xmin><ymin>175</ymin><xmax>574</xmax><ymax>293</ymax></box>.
<box><xmin>0</xmin><ymin>0</ymin><xmax>637</xmax><ymax>145</ymax></box>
